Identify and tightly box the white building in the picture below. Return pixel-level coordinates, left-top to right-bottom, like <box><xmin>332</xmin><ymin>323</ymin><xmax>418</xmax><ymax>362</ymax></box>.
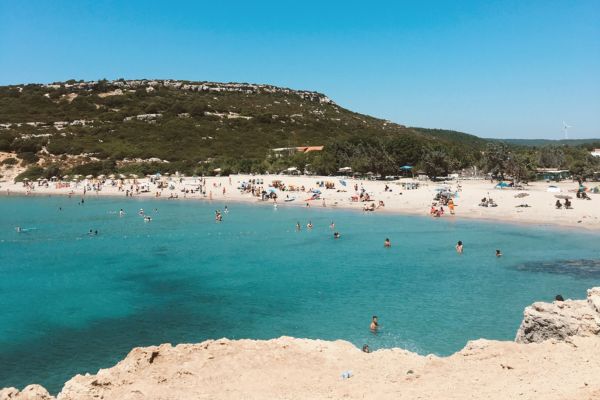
<box><xmin>591</xmin><ymin>148</ymin><xmax>600</xmax><ymax>157</ymax></box>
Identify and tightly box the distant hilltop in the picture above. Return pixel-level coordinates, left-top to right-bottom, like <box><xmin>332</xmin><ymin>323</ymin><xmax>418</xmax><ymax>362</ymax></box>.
<box><xmin>32</xmin><ymin>79</ymin><xmax>335</xmax><ymax>105</ymax></box>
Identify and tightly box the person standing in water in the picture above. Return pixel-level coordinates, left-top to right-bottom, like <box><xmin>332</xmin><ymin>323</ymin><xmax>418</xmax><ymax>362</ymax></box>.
<box><xmin>307</xmin><ymin>221</ymin><xmax>313</xmax><ymax>229</ymax></box>
<box><xmin>370</xmin><ymin>316</ymin><xmax>379</xmax><ymax>333</ymax></box>
<box><xmin>456</xmin><ymin>241</ymin><xmax>464</xmax><ymax>254</ymax></box>
<box><xmin>384</xmin><ymin>238</ymin><xmax>391</xmax><ymax>248</ymax></box>
<box><xmin>296</xmin><ymin>222</ymin><xmax>301</xmax><ymax>231</ymax></box>
<box><xmin>496</xmin><ymin>249</ymin><xmax>502</xmax><ymax>257</ymax></box>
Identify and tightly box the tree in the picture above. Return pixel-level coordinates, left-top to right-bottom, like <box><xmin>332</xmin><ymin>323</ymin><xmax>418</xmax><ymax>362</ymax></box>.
<box><xmin>505</xmin><ymin>153</ymin><xmax>535</xmax><ymax>183</ymax></box>
<box><xmin>422</xmin><ymin>149</ymin><xmax>452</xmax><ymax>179</ymax></box>
<box><xmin>537</xmin><ymin>147</ymin><xmax>566</xmax><ymax>168</ymax></box>
<box><xmin>482</xmin><ymin>142</ymin><xmax>511</xmax><ymax>179</ymax></box>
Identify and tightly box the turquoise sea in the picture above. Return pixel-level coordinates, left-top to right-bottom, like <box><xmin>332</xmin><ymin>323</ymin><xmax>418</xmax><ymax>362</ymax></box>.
<box><xmin>0</xmin><ymin>196</ymin><xmax>599</xmax><ymax>393</ymax></box>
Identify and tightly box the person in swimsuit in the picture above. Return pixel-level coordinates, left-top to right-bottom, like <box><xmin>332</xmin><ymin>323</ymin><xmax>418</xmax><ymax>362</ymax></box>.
<box><xmin>456</xmin><ymin>241</ymin><xmax>463</xmax><ymax>254</ymax></box>
<box><xmin>384</xmin><ymin>238</ymin><xmax>391</xmax><ymax>248</ymax></box>
<box><xmin>370</xmin><ymin>316</ymin><xmax>379</xmax><ymax>332</ymax></box>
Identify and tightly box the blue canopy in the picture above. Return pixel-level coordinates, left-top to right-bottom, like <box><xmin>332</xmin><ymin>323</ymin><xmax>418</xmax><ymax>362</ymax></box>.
<box><xmin>400</xmin><ymin>165</ymin><xmax>413</xmax><ymax>170</ymax></box>
<box><xmin>496</xmin><ymin>181</ymin><xmax>509</xmax><ymax>188</ymax></box>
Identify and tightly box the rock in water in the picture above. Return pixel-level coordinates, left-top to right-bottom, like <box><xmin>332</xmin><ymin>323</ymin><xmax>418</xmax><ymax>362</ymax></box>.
<box><xmin>515</xmin><ymin>287</ymin><xmax>600</xmax><ymax>343</ymax></box>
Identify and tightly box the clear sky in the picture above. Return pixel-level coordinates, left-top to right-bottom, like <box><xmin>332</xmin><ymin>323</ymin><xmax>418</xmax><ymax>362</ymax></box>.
<box><xmin>1</xmin><ymin>0</ymin><xmax>598</xmax><ymax>139</ymax></box>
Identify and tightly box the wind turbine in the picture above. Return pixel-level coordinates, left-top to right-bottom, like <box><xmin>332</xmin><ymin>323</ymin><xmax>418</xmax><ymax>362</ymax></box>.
<box><xmin>562</xmin><ymin>121</ymin><xmax>572</xmax><ymax>140</ymax></box>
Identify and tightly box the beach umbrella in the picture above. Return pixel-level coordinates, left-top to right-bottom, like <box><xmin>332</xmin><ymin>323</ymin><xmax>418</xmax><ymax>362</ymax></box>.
<box><xmin>130</xmin><ymin>174</ymin><xmax>139</xmax><ymax>178</ymax></box>
<box><xmin>108</xmin><ymin>174</ymin><xmax>116</xmax><ymax>179</ymax></box>
<box><xmin>514</xmin><ymin>192</ymin><xmax>530</xmax><ymax>198</ymax></box>
<box><xmin>554</xmin><ymin>194</ymin><xmax>572</xmax><ymax>200</ymax></box>
<box><xmin>85</xmin><ymin>175</ymin><xmax>93</xmax><ymax>179</ymax></box>
<box><xmin>400</xmin><ymin>165</ymin><xmax>413</xmax><ymax>170</ymax></box>
<box><xmin>339</xmin><ymin>179</ymin><xmax>347</xmax><ymax>187</ymax></box>
<box><xmin>22</xmin><ymin>178</ymin><xmax>29</xmax><ymax>181</ymax></box>
<box><xmin>311</xmin><ymin>189</ymin><xmax>322</xmax><ymax>194</ymax></box>
<box><xmin>63</xmin><ymin>175</ymin><xmax>69</xmax><ymax>179</ymax></box>
<box><xmin>119</xmin><ymin>174</ymin><xmax>126</xmax><ymax>179</ymax></box>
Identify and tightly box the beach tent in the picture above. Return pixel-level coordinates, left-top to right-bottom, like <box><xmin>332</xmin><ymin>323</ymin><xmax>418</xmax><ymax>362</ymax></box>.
<box><xmin>495</xmin><ymin>181</ymin><xmax>509</xmax><ymax>188</ymax></box>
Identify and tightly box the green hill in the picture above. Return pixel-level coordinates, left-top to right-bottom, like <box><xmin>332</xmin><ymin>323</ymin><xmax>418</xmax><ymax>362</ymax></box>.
<box><xmin>0</xmin><ymin>79</ymin><xmax>487</xmax><ymax>177</ymax></box>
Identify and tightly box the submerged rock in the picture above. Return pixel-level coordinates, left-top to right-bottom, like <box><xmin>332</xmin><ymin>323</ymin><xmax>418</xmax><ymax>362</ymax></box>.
<box><xmin>515</xmin><ymin>287</ymin><xmax>600</xmax><ymax>343</ymax></box>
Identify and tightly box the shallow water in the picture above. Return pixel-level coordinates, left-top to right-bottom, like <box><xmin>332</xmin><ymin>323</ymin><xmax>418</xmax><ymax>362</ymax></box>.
<box><xmin>0</xmin><ymin>196</ymin><xmax>598</xmax><ymax>393</ymax></box>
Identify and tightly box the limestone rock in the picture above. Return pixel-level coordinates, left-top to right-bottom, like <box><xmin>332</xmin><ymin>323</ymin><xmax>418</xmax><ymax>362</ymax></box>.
<box><xmin>0</xmin><ymin>385</ymin><xmax>54</xmax><ymax>400</ymax></box>
<box><xmin>515</xmin><ymin>287</ymin><xmax>600</xmax><ymax>343</ymax></box>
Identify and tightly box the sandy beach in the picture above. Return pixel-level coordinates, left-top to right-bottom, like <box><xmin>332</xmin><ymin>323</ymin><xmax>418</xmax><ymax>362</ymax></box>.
<box><xmin>2</xmin><ymin>172</ymin><xmax>599</xmax><ymax>230</ymax></box>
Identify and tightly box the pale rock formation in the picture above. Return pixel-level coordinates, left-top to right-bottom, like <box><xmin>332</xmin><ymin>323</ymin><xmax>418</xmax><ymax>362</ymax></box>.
<box><xmin>0</xmin><ymin>385</ymin><xmax>53</xmax><ymax>400</ymax></box>
<box><xmin>516</xmin><ymin>288</ymin><xmax>600</xmax><ymax>343</ymax></box>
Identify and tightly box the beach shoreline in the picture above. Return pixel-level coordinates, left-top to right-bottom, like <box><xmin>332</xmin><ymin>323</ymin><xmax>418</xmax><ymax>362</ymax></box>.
<box><xmin>2</xmin><ymin>175</ymin><xmax>599</xmax><ymax>231</ymax></box>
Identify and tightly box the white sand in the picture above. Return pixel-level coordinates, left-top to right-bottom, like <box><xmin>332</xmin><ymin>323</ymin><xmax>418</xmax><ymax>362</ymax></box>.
<box><xmin>1</xmin><ymin>173</ymin><xmax>599</xmax><ymax>230</ymax></box>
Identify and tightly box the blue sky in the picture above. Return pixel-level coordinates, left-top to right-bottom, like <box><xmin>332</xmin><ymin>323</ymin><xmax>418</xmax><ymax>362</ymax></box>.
<box><xmin>1</xmin><ymin>1</ymin><xmax>598</xmax><ymax>139</ymax></box>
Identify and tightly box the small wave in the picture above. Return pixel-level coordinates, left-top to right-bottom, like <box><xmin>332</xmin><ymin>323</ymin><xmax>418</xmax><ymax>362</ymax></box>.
<box><xmin>513</xmin><ymin>259</ymin><xmax>600</xmax><ymax>278</ymax></box>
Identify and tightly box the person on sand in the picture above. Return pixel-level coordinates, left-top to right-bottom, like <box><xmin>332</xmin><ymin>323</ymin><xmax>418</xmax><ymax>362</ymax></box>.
<box><xmin>456</xmin><ymin>241</ymin><xmax>463</xmax><ymax>254</ymax></box>
<box><xmin>448</xmin><ymin>199</ymin><xmax>455</xmax><ymax>215</ymax></box>
<box><xmin>370</xmin><ymin>316</ymin><xmax>379</xmax><ymax>332</ymax></box>
<box><xmin>384</xmin><ymin>238</ymin><xmax>391</xmax><ymax>248</ymax></box>
<box><xmin>555</xmin><ymin>294</ymin><xmax>564</xmax><ymax>302</ymax></box>
<box><xmin>496</xmin><ymin>249</ymin><xmax>502</xmax><ymax>257</ymax></box>
<box><xmin>362</xmin><ymin>344</ymin><xmax>370</xmax><ymax>353</ymax></box>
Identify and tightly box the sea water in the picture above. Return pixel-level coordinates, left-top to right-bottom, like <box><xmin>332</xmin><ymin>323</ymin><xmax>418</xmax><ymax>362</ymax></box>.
<box><xmin>0</xmin><ymin>196</ymin><xmax>598</xmax><ymax>393</ymax></box>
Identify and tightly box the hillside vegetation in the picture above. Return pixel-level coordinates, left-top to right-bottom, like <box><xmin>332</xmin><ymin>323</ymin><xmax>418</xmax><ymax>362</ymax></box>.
<box><xmin>0</xmin><ymin>79</ymin><xmax>598</xmax><ymax>180</ymax></box>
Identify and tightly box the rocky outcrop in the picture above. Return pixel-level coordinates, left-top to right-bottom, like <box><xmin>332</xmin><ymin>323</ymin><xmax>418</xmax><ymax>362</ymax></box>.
<box><xmin>0</xmin><ymin>385</ymin><xmax>53</xmax><ymax>400</ymax></box>
<box><xmin>515</xmin><ymin>287</ymin><xmax>600</xmax><ymax>343</ymax></box>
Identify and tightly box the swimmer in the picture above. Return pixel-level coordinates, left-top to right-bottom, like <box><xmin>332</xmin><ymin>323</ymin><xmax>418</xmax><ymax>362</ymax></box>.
<box><xmin>496</xmin><ymin>249</ymin><xmax>502</xmax><ymax>257</ymax></box>
<box><xmin>330</xmin><ymin>221</ymin><xmax>335</xmax><ymax>230</ymax></box>
<box><xmin>334</xmin><ymin>232</ymin><xmax>341</xmax><ymax>239</ymax></box>
<box><xmin>138</xmin><ymin>208</ymin><xmax>144</xmax><ymax>216</ymax></box>
<box><xmin>119</xmin><ymin>208</ymin><xmax>125</xmax><ymax>217</ymax></box>
<box><xmin>144</xmin><ymin>216</ymin><xmax>152</xmax><ymax>222</ymax></box>
<box><xmin>224</xmin><ymin>206</ymin><xmax>229</xmax><ymax>213</ymax></box>
<box><xmin>384</xmin><ymin>238</ymin><xmax>391</xmax><ymax>248</ymax></box>
<box><xmin>296</xmin><ymin>222</ymin><xmax>301</xmax><ymax>231</ymax></box>
<box><xmin>307</xmin><ymin>221</ymin><xmax>313</xmax><ymax>229</ymax></box>
<box><xmin>456</xmin><ymin>241</ymin><xmax>463</xmax><ymax>254</ymax></box>
<box><xmin>370</xmin><ymin>316</ymin><xmax>379</xmax><ymax>332</ymax></box>
<box><xmin>15</xmin><ymin>226</ymin><xmax>21</xmax><ymax>233</ymax></box>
